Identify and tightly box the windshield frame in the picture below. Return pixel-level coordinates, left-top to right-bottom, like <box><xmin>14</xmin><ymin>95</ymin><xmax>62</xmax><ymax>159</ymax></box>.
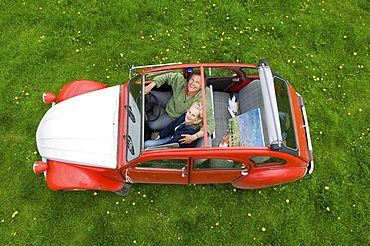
<box><xmin>125</xmin><ymin>67</ymin><xmax>210</xmax><ymax>162</ymax></box>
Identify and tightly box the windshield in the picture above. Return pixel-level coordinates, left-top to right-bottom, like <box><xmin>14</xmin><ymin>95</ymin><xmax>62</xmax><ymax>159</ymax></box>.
<box><xmin>274</xmin><ymin>77</ymin><xmax>297</xmax><ymax>150</ymax></box>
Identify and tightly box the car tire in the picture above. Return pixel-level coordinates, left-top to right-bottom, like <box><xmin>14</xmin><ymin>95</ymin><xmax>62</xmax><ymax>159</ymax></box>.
<box><xmin>113</xmin><ymin>184</ymin><xmax>131</xmax><ymax>196</ymax></box>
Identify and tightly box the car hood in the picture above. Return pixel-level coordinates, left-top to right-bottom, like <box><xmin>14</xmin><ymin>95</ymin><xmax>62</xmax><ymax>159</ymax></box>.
<box><xmin>36</xmin><ymin>85</ymin><xmax>121</xmax><ymax>169</ymax></box>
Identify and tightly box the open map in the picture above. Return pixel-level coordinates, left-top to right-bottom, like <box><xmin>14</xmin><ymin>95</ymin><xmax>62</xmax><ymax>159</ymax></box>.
<box><xmin>227</xmin><ymin>108</ymin><xmax>265</xmax><ymax>147</ymax></box>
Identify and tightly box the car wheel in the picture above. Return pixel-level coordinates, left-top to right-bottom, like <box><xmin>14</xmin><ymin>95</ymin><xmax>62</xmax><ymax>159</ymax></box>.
<box><xmin>113</xmin><ymin>184</ymin><xmax>131</xmax><ymax>196</ymax></box>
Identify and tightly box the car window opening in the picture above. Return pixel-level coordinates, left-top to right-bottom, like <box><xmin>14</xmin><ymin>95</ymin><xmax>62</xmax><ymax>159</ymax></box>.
<box><xmin>127</xmin><ymin>65</ymin><xmax>298</xmax><ymax>159</ymax></box>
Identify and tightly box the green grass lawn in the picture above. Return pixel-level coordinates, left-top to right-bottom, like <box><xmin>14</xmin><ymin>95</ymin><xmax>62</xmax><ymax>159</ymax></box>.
<box><xmin>1</xmin><ymin>0</ymin><xmax>369</xmax><ymax>245</ymax></box>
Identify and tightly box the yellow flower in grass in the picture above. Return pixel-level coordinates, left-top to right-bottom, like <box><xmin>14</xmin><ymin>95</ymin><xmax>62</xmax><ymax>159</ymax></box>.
<box><xmin>262</xmin><ymin>227</ymin><xmax>266</xmax><ymax>231</ymax></box>
<box><xmin>12</xmin><ymin>211</ymin><xmax>19</xmax><ymax>217</ymax></box>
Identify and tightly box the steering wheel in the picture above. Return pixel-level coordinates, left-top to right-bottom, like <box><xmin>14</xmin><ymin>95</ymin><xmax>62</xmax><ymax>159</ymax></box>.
<box><xmin>136</xmin><ymin>92</ymin><xmax>161</xmax><ymax>122</ymax></box>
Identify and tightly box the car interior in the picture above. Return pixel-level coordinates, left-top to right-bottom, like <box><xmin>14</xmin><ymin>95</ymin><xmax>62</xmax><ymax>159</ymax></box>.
<box><xmin>127</xmin><ymin>64</ymin><xmax>297</xmax><ymax>155</ymax></box>
<box><xmin>138</xmin><ymin>66</ymin><xmax>268</xmax><ymax>148</ymax></box>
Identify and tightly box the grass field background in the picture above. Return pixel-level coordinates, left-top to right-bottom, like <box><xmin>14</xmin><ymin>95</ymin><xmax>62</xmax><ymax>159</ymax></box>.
<box><xmin>0</xmin><ymin>0</ymin><xmax>369</xmax><ymax>245</ymax></box>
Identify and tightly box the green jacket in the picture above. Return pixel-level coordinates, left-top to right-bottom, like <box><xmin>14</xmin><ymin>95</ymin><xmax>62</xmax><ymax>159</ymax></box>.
<box><xmin>153</xmin><ymin>72</ymin><xmax>215</xmax><ymax>135</ymax></box>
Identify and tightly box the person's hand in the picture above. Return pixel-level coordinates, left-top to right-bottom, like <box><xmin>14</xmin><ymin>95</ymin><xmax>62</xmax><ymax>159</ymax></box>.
<box><xmin>180</xmin><ymin>134</ymin><xmax>197</xmax><ymax>144</ymax></box>
<box><xmin>155</xmin><ymin>135</ymin><xmax>160</xmax><ymax>140</ymax></box>
<box><xmin>144</xmin><ymin>82</ymin><xmax>156</xmax><ymax>94</ymax></box>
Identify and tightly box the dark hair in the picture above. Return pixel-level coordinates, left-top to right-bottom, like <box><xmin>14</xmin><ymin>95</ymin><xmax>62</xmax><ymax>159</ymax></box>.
<box><xmin>188</xmin><ymin>69</ymin><xmax>208</xmax><ymax>83</ymax></box>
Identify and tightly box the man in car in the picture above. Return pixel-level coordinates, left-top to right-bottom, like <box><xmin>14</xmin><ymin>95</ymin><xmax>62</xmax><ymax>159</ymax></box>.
<box><xmin>144</xmin><ymin>70</ymin><xmax>214</xmax><ymax>145</ymax></box>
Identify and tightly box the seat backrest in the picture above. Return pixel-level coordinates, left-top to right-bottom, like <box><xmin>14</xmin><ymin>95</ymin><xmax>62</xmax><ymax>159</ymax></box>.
<box><xmin>212</xmin><ymin>91</ymin><xmax>232</xmax><ymax>146</ymax></box>
<box><xmin>237</xmin><ymin>80</ymin><xmax>269</xmax><ymax>146</ymax></box>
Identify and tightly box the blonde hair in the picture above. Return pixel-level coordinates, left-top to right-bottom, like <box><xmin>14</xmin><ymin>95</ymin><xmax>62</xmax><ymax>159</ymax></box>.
<box><xmin>187</xmin><ymin>101</ymin><xmax>203</xmax><ymax>126</ymax></box>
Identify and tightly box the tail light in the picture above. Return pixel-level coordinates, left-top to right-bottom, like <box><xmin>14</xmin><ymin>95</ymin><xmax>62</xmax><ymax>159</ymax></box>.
<box><xmin>43</xmin><ymin>92</ymin><xmax>56</xmax><ymax>104</ymax></box>
<box><xmin>33</xmin><ymin>161</ymin><xmax>48</xmax><ymax>173</ymax></box>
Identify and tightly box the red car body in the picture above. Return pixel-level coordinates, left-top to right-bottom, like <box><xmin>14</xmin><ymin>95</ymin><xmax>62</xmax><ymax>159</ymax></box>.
<box><xmin>34</xmin><ymin>60</ymin><xmax>314</xmax><ymax>195</ymax></box>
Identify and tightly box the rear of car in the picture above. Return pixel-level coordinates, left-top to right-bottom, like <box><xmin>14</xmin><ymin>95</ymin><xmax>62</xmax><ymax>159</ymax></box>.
<box><xmin>35</xmin><ymin>82</ymin><xmax>125</xmax><ymax>192</ymax></box>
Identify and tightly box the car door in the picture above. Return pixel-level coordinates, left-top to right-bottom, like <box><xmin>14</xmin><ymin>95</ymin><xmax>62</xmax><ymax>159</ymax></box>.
<box><xmin>126</xmin><ymin>158</ymin><xmax>189</xmax><ymax>184</ymax></box>
<box><xmin>189</xmin><ymin>158</ymin><xmax>249</xmax><ymax>184</ymax></box>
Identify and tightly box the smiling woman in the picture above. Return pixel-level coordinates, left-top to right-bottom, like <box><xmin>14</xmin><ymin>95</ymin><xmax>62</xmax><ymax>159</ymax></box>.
<box><xmin>144</xmin><ymin>101</ymin><xmax>203</xmax><ymax>149</ymax></box>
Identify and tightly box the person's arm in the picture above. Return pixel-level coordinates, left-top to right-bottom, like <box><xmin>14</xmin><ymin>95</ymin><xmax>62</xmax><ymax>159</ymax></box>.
<box><xmin>179</xmin><ymin>130</ymin><xmax>204</xmax><ymax>144</ymax></box>
<box><xmin>159</xmin><ymin>113</ymin><xmax>185</xmax><ymax>138</ymax></box>
<box><xmin>144</xmin><ymin>81</ymin><xmax>157</xmax><ymax>94</ymax></box>
<box><xmin>144</xmin><ymin>72</ymin><xmax>184</xmax><ymax>95</ymax></box>
<box><xmin>169</xmin><ymin>125</ymin><xmax>200</xmax><ymax>145</ymax></box>
<box><xmin>146</xmin><ymin>72</ymin><xmax>185</xmax><ymax>94</ymax></box>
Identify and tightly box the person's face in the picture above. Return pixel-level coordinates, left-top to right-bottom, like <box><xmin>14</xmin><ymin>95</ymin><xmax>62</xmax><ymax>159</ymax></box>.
<box><xmin>185</xmin><ymin>106</ymin><xmax>200</xmax><ymax>123</ymax></box>
<box><xmin>188</xmin><ymin>74</ymin><xmax>202</xmax><ymax>93</ymax></box>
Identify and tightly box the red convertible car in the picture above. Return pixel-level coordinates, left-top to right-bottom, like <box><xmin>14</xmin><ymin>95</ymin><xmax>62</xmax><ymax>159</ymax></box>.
<box><xmin>34</xmin><ymin>60</ymin><xmax>314</xmax><ymax>196</ymax></box>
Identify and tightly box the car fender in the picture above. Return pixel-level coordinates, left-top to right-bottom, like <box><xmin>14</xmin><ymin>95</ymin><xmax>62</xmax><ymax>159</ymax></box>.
<box><xmin>56</xmin><ymin>79</ymin><xmax>108</xmax><ymax>103</ymax></box>
<box><xmin>231</xmin><ymin>167</ymin><xmax>306</xmax><ymax>189</ymax></box>
<box><xmin>46</xmin><ymin>160</ymin><xmax>124</xmax><ymax>191</ymax></box>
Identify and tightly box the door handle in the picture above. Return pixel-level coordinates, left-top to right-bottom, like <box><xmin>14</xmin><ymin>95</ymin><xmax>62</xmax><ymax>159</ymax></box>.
<box><xmin>181</xmin><ymin>167</ymin><xmax>186</xmax><ymax>178</ymax></box>
<box><xmin>241</xmin><ymin>171</ymin><xmax>248</xmax><ymax>176</ymax></box>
